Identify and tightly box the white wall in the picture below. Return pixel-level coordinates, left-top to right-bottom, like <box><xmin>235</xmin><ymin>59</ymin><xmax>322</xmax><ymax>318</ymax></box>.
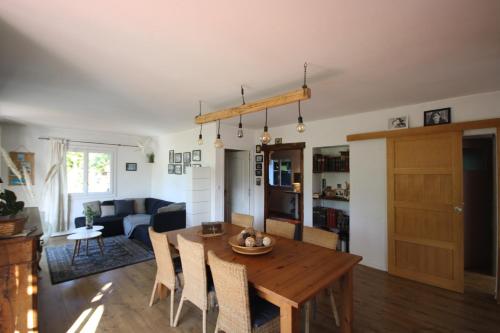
<box><xmin>0</xmin><ymin>124</ymin><xmax>153</xmax><ymax>227</ymax></box>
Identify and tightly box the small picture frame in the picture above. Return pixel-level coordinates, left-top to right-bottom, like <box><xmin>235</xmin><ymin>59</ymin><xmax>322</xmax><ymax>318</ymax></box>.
<box><xmin>174</xmin><ymin>164</ymin><xmax>182</xmax><ymax>175</ymax></box>
<box><xmin>275</xmin><ymin>137</ymin><xmax>282</xmax><ymax>144</ymax></box>
<box><xmin>255</xmin><ymin>169</ymin><xmax>262</xmax><ymax>177</ymax></box>
<box><xmin>424</xmin><ymin>107</ymin><xmax>451</xmax><ymax>126</ymax></box>
<box><xmin>255</xmin><ymin>155</ymin><xmax>263</xmax><ymax>163</ymax></box>
<box><xmin>183</xmin><ymin>152</ymin><xmax>191</xmax><ymax>163</ymax></box>
<box><xmin>192</xmin><ymin>149</ymin><xmax>201</xmax><ymax>161</ymax></box>
<box><xmin>183</xmin><ymin>164</ymin><xmax>189</xmax><ymax>174</ymax></box>
<box><xmin>388</xmin><ymin>116</ymin><xmax>409</xmax><ymax>130</ymax></box>
<box><xmin>256</xmin><ymin>178</ymin><xmax>261</xmax><ymax>186</ymax></box>
<box><xmin>256</xmin><ymin>163</ymin><xmax>262</xmax><ymax>170</ymax></box>
<box><xmin>192</xmin><ymin>164</ymin><xmax>202</xmax><ymax>167</ymax></box>
<box><xmin>168</xmin><ymin>164</ymin><xmax>175</xmax><ymax>174</ymax></box>
<box><xmin>169</xmin><ymin>150</ymin><xmax>174</xmax><ymax>163</ymax></box>
<box><xmin>256</xmin><ymin>145</ymin><xmax>262</xmax><ymax>153</ymax></box>
<box><xmin>126</xmin><ymin>163</ymin><xmax>137</xmax><ymax>171</ymax></box>
<box><xmin>174</xmin><ymin>153</ymin><xmax>182</xmax><ymax>163</ymax></box>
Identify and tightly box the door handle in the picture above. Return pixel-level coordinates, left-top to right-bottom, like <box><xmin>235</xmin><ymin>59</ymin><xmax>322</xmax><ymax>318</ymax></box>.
<box><xmin>454</xmin><ymin>206</ymin><xmax>463</xmax><ymax>214</ymax></box>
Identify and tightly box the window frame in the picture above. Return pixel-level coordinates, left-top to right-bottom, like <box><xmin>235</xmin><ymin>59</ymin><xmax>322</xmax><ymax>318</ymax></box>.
<box><xmin>67</xmin><ymin>144</ymin><xmax>116</xmax><ymax>198</ymax></box>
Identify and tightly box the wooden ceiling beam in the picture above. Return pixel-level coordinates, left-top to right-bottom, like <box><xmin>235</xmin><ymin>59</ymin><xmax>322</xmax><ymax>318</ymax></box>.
<box><xmin>195</xmin><ymin>88</ymin><xmax>311</xmax><ymax>125</ymax></box>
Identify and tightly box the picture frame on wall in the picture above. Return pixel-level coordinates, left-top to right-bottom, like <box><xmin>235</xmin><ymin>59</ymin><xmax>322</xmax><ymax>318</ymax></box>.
<box><xmin>274</xmin><ymin>137</ymin><xmax>282</xmax><ymax>144</ymax></box>
<box><xmin>192</xmin><ymin>164</ymin><xmax>202</xmax><ymax>167</ymax></box>
<box><xmin>255</xmin><ymin>169</ymin><xmax>262</xmax><ymax>176</ymax></box>
<box><xmin>169</xmin><ymin>150</ymin><xmax>174</xmax><ymax>163</ymax></box>
<box><xmin>8</xmin><ymin>152</ymin><xmax>35</xmax><ymax>185</ymax></box>
<box><xmin>174</xmin><ymin>153</ymin><xmax>182</xmax><ymax>163</ymax></box>
<box><xmin>192</xmin><ymin>149</ymin><xmax>201</xmax><ymax>161</ymax></box>
<box><xmin>424</xmin><ymin>107</ymin><xmax>451</xmax><ymax>126</ymax></box>
<box><xmin>256</xmin><ymin>145</ymin><xmax>262</xmax><ymax>153</ymax></box>
<box><xmin>255</xmin><ymin>155</ymin><xmax>263</xmax><ymax>163</ymax></box>
<box><xmin>256</xmin><ymin>178</ymin><xmax>261</xmax><ymax>186</ymax></box>
<box><xmin>168</xmin><ymin>164</ymin><xmax>175</xmax><ymax>174</ymax></box>
<box><xmin>125</xmin><ymin>163</ymin><xmax>137</xmax><ymax>171</ymax></box>
<box><xmin>174</xmin><ymin>164</ymin><xmax>182</xmax><ymax>175</ymax></box>
<box><xmin>256</xmin><ymin>163</ymin><xmax>262</xmax><ymax>170</ymax></box>
<box><xmin>388</xmin><ymin>116</ymin><xmax>409</xmax><ymax>130</ymax></box>
<box><xmin>183</xmin><ymin>152</ymin><xmax>191</xmax><ymax>164</ymax></box>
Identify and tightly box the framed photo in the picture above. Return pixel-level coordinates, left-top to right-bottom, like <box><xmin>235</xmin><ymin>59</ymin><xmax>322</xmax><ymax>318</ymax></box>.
<box><xmin>8</xmin><ymin>152</ymin><xmax>35</xmax><ymax>185</ymax></box>
<box><xmin>256</xmin><ymin>163</ymin><xmax>262</xmax><ymax>170</ymax></box>
<box><xmin>174</xmin><ymin>153</ymin><xmax>182</xmax><ymax>163</ymax></box>
<box><xmin>255</xmin><ymin>154</ymin><xmax>263</xmax><ymax>163</ymax></box>
<box><xmin>388</xmin><ymin>116</ymin><xmax>409</xmax><ymax>130</ymax></box>
<box><xmin>192</xmin><ymin>149</ymin><xmax>201</xmax><ymax>161</ymax></box>
<box><xmin>274</xmin><ymin>137</ymin><xmax>282</xmax><ymax>144</ymax></box>
<box><xmin>424</xmin><ymin>107</ymin><xmax>451</xmax><ymax>126</ymax></box>
<box><xmin>169</xmin><ymin>150</ymin><xmax>174</xmax><ymax>163</ymax></box>
<box><xmin>256</xmin><ymin>145</ymin><xmax>262</xmax><ymax>153</ymax></box>
<box><xmin>192</xmin><ymin>164</ymin><xmax>202</xmax><ymax>167</ymax></box>
<box><xmin>183</xmin><ymin>164</ymin><xmax>189</xmax><ymax>174</ymax></box>
<box><xmin>126</xmin><ymin>162</ymin><xmax>137</xmax><ymax>171</ymax></box>
<box><xmin>168</xmin><ymin>164</ymin><xmax>175</xmax><ymax>174</ymax></box>
<box><xmin>255</xmin><ymin>169</ymin><xmax>262</xmax><ymax>177</ymax></box>
<box><xmin>183</xmin><ymin>152</ymin><xmax>191</xmax><ymax>163</ymax></box>
<box><xmin>174</xmin><ymin>164</ymin><xmax>182</xmax><ymax>175</ymax></box>
<box><xmin>256</xmin><ymin>178</ymin><xmax>261</xmax><ymax>186</ymax></box>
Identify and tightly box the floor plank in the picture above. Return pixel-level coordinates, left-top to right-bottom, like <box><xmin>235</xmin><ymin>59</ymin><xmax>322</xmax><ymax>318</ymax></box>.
<box><xmin>38</xmin><ymin>237</ymin><xmax>500</xmax><ymax>332</ymax></box>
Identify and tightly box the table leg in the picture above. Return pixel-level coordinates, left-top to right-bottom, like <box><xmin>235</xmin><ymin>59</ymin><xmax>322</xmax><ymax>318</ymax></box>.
<box><xmin>77</xmin><ymin>239</ymin><xmax>81</xmax><ymax>255</ymax></box>
<box><xmin>71</xmin><ymin>240</ymin><xmax>79</xmax><ymax>265</ymax></box>
<box><xmin>97</xmin><ymin>237</ymin><xmax>104</xmax><ymax>255</ymax></box>
<box><xmin>86</xmin><ymin>239</ymin><xmax>89</xmax><ymax>255</ymax></box>
<box><xmin>340</xmin><ymin>269</ymin><xmax>354</xmax><ymax>333</ymax></box>
<box><xmin>279</xmin><ymin>302</ymin><xmax>300</xmax><ymax>333</ymax></box>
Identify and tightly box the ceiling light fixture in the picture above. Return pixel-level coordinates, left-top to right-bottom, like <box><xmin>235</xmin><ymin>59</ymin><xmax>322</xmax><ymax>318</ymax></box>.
<box><xmin>296</xmin><ymin>62</ymin><xmax>308</xmax><ymax>133</ymax></box>
<box><xmin>214</xmin><ymin>120</ymin><xmax>224</xmax><ymax>148</ymax></box>
<box><xmin>260</xmin><ymin>108</ymin><xmax>271</xmax><ymax>144</ymax></box>
<box><xmin>197</xmin><ymin>100</ymin><xmax>204</xmax><ymax>145</ymax></box>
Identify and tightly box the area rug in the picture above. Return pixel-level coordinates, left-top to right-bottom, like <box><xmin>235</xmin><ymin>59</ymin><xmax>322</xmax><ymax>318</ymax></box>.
<box><xmin>45</xmin><ymin>235</ymin><xmax>154</xmax><ymax>284</ymax></box>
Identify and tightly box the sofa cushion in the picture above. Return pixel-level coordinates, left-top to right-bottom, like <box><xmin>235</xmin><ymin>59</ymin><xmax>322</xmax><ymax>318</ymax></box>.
<box><xmin>133</xmin><ymin>198</ymin><xmax>146</xmax><ymax>214</ymax></box>
<box><xmin>115</xmin><ymin>200</ymin><xmax>134</xmax><ymax>216</ymax></box>
<box><xmin>145</xmin><ymin>198</ymin><xmax>173</xmax><ymax>215</ymax></box>
<box><xmin>157</xmin><ymin>202</ymin><xmax>186</xmax><ymax>213</ymax></box>
<box><xmin>83</xmin><ymin>201</ymin><xmax>101</xmax><ymax>217</ymax></box>
<box><xmin>100</xmin><ymin>205</ymin><xmax>115</xmax><ymax>217</ymax></box>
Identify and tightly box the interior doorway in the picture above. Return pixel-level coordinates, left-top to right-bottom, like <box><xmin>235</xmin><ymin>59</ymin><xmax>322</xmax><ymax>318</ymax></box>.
<box><xmin>224</xmin><ymin>150</ymin><xmax>251</xmax><ymax>223</ymax></box>
<box><xmin>463</xmin><ymin>135</ymin><xmax>497</xmax><ymax>295</ymax></box>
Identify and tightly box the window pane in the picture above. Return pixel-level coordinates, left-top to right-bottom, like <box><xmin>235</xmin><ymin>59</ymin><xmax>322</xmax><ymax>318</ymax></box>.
<box><xmin>66</xmin><ymin>151</ymin><xmax>84</xmax><ymax>193</ymax></box>
<box><xmin>88</xmin><ymin>152</ymin><xmax>111</xmax><ymax>193</ymax></box>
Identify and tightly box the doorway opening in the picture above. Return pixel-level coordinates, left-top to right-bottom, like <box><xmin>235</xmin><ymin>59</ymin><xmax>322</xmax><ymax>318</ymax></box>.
<box><xmin>224</xmin><ymin>149</ymin><xmax>251</xmax><ymax>224</ymax></box>
<box><xmin>463</xmin><ymin>135</ymin><xmax>497</xmax><ymax>296</ymax></box>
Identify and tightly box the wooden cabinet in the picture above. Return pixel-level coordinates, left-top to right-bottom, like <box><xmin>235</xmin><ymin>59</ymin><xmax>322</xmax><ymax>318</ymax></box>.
<box><xmin>0</xmin><ymin>208</ymin><xmax>43</xmax><ymax>333</ymax></box>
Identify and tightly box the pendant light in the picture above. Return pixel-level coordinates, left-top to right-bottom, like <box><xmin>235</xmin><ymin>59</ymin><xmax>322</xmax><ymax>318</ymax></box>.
<box><xmin>214</xmin><ymin>120</ymin><xmax>224</xmax><ymax>148</ymax></box>
<box><xmin>237</xmin><ymin>85</ymin><xmax>245</xmax><ymax>138</ymax></box>
<box><xmin>260</xmin><ymin>108</ymin><xmax>271</xmax><ymax>144</ymax></box>
<box><xmin>296</xmin><ymin>62</ymin><xmax>308</xmax><ymax>133</ymax></box>
<box><xmin>197</xmin><ymin>100</ymin><xmax>204</xmax><ymax>145</ymax></box>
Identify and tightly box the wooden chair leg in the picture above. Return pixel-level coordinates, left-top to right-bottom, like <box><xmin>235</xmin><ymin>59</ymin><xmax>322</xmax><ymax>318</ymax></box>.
<box><xmin>173</xmin><ymin>296</ymin><xmax>185</xmax><ymax>327</ymax></box>
<box><xmin>169</xmin><ymin>288</ymin><xmax>175</xmax><ymax>327</ymax></box>
<box><xmin>149</xmin><ymin>279</ymin><xmax>158</xmax><ymax>307</ymax></box>
<box><xmin>202</xmin><ymin>310</ymin><xmax>207</xmax><ymax>333</ymax></box>
<box><xmin>328</xmin><ymin>287</ymin><xmax>340</xmax><ymax>327</ymax></box>
<box><xmin>214</xmin><ymin>319</ymin><xmax>219</xmax><ymax>333</ymax></box>
<box><xmin>305</xmin><ymin>301</ymin><xmax>311</xmax><ymax>333</ymax></box>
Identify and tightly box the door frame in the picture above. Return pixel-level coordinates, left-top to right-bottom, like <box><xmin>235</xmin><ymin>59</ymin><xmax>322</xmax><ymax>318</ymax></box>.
<box><xmin>224</xmin><ymin>149</ymin><xmax>252</xmax><ymax>223</ymax></box>
<box><xmin>262</xmin><ymin>142</ymin><xmax>305</xmax><ymax>232</ymax></box>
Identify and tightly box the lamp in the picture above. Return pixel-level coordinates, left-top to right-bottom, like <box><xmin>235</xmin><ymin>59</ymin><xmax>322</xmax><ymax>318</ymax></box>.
<box><xmin>197</xmin><ymin>101</ymin><xmax>204</xmax><ymax>145</ymax></box>
<box><xmin>214</xmin><ymin>120</ymin><xmax>224</xmax><ymax>148</ymax></box>
<box><xmin>260</xmin><ymin>108</ymin><xmax>271</xmax><ymax>144</ymax></box>
<box><xmin>237</xmin><ymin>85</ymin><xmax>245</xmax><ymax>138</ymax></box>
<box><xmin>296</xmin><ymin>100</ymin><xmax>305</xmax><ymax>133</ymax></box>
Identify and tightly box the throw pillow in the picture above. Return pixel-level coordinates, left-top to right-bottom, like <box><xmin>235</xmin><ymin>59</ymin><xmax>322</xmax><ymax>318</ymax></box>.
<box><xmin>157</xmin><ymin>203</ymin><xmax>186</xmax><ymax>213</ymax></box>
<box><xmin>100</xmin><ymin>205</ymin><xmax>115</xmax><ymax>217</ymax></box>
<box><xmin>133</xmin><ymin>198</ymin><xmax>146</xmax><ymax>214</ymax></box>
<box><xmin>115</xmin><ymin>200</ymin><xmax>135</xmax><ymax>216</ymax></box>
<box><xmin>82</xmin><ymin>201</ymin><xmax>101</xmax><ymax>217</ymax></box>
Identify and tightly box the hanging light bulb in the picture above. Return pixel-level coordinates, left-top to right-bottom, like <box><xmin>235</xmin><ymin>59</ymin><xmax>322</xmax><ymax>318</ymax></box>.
<box><xmin>197</xmin><ymin>100</ymin><xmax>203</xmax><ymax>145</ymax></box>
<box><xmin>237</xmin><ymin>114</ymin><xmax>244</xmax><ymax>138</ymax></box>
<box><xmin>214</xmin><ymin>120</ymin><xmax>224</xmax><ymax>148</ymax></box>
<box><xmin>296</xmin><ymin>100</ymin><xmax>305</xmax><ymax>133</ymax></box>
<box><xmin>260</xmin><ymin>108</ymin><xmax>271</xmax><ymax>144</ymax></box>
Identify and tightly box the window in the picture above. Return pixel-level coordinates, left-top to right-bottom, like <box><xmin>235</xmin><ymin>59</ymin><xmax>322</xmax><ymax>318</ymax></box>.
<box><xmin>67</xmin><ymin>148</ymin><xmax>114</xmax><ymax>195</ymax></box>
<box><xmin>268</xmin><ymin>159</ymin><xmax>292</xmax><ymax>187</ymax></box>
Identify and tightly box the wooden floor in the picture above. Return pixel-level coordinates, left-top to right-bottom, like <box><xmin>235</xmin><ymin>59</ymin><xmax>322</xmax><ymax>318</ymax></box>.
<box><xmin>39</xmin><ymin>237</ymin><xmax>500</xmax><ymax>333</ymax></box>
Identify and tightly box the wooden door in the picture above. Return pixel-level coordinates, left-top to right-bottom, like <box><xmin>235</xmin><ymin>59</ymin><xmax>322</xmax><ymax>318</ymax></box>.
<box><xmin>387</xmin><ymin>132</ymin><xmax>464</xmax><ymax>292</ymax></box>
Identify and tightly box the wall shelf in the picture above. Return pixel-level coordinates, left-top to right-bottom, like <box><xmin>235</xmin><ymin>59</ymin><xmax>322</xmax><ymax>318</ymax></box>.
<box><xmin>314</xmin><ymin>196</ymin><xmax>350</xmax><ymax>202</ymax></box>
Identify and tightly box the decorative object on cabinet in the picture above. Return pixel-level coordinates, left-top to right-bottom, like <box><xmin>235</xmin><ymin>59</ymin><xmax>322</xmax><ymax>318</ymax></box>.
<box><xmin>275</xmin><ymin>137</ymin><xmax>282</xmax><ymax>144</ymax></box>
<box><xmin>424</xmin><ymin>107</ymin><xmax>451</xmax><ymax>126</ymax></box>
<box><xmin>388</xmin><ymin>116</ymin><xmax>409</xmax><ymax>129</ymax></box>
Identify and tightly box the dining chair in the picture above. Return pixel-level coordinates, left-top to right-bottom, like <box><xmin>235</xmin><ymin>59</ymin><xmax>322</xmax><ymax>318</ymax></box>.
<box><xmin>208</xmin><ymin>250</ymin><xmax>280</xmax><ymax>333</ymax></box>
<box><xmin>148</xmin><ymin>227</ymin><xmax>183</xmax><ymax>326</ymax></box>
<box><xmin>173</xmin><ymin>234</ymin><xmax>215</xmax><ymax>333</ymax></box>
<box><xmin>231</xmin><ymin>212</ymin><xmax>254</xmax><ymax>228</ymax></box>
<box><xmin>265</xmin><ymin>218</ymin><xmax>295</xmax><ymax>240</ymax></box>
<box><xmin>302</xmin><ymin>226</ymin><xmax>340</xmax><ymax>331</ymax></box>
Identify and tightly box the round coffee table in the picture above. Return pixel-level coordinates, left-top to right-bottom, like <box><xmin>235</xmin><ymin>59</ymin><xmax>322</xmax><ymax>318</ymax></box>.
<box><xmin>67</xmin><ymin>230</ymin><xmax>104</xmax><ymax>265</ymax></box>
<box><xmin>74</xmin><ymin>225</ymin><xmax>104</xmax><ymax>233</ymax></box>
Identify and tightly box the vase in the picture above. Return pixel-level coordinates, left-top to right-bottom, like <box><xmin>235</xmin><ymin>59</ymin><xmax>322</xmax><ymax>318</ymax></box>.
<box><xmin>85</xmin><ymin>216</ymin><xmax>94</xmax><ymax>229</ymax></box>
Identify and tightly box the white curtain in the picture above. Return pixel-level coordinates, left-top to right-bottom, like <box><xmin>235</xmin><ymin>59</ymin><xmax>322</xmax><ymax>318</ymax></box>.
<box><xmin>43</xmin><ymin>139</ymin><xmax>70</xmax><ymax>233</ymax></box>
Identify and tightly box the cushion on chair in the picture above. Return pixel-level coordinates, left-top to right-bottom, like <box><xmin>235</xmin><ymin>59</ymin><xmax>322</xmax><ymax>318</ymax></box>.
<box><xmin>249</xmin><ymin>288</ymin><xmax>280</xmax><ymax>328</ymax></box>
<box><xmin>115</xmin><ymin>200</ymin><xmax>135</xmax><ymax>216</ymax></box>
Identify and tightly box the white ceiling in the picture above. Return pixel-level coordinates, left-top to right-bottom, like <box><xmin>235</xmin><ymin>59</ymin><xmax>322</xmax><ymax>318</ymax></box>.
<box><xmin>0</xmin><ymin>0</ymin><xmax>499</xmax><ymax>135</ymax></box>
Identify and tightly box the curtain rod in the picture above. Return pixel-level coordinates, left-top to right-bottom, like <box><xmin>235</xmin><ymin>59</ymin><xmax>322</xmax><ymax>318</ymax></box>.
<box><xmin>38</xmin><ymin>137</ymin><xmax>139</xmax><ymax>148</ymax></box>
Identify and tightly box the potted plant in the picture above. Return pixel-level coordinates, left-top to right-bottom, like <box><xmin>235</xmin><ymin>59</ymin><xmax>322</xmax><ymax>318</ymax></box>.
<box><xmin>84</xmin><ymin>206</ymin><xmax>97</xmax><ymax>229</ymax></box>
<box><xmin>0</xmin><ymin>189</ymin><xmax>26</xmax><ymax>237</ymax></box>
<box><xmin>147</xmin><ymin>153</ymin><xmax>155</xmax><ymax>163</ymax></box>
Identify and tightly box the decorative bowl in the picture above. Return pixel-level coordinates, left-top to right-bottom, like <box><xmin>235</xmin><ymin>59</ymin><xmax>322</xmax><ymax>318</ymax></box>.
<box><xmin>228</xmin><ymin>234</ymin><xmax>275</xmax><ymax>255</ymax></box>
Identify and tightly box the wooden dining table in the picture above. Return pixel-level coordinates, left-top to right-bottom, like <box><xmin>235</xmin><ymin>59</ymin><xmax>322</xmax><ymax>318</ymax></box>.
<box><xmin>166</xmin><ymin>224</ymin><xmax>362</xmax><ymax>333</ymax></box>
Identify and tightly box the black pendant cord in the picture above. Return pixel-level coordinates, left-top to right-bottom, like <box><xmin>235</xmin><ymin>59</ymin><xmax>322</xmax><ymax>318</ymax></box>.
<box><xmin>264</xmin><ymin>108</ymin><xmax>268</xmax><ymax>131</ymax></box>
<box><xmin>217</xmin><ymin>119</ymin><xmax>221</xmax><ymax>137</ymax></box>
<box><xmin>241</xmin><ymin>85</ymin><xmax>246</xmax><ymax>105</ymax></box>
<box><xmin>239</xmin><ymin>114</ymin><xmax>243</xmax><ymax>128</ymax></box>
<box><xmin>298</xmin><ymin>100</ymin><xmax>302</xmax><ymax>118</ymax></box>
<box><xmin>198</xmin><ymin>100</ymin><xmax>203</xmax><ymax>137</ymax></box>
<box><xmin>303</xmin><ymin>62</ymin><xmax>308</xmax><ymax>89</ymax></box>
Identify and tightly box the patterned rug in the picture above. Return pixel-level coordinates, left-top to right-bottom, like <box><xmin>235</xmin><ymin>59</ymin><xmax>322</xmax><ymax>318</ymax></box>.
<box><xmin>45</xmin><ymin>235</ymin><xmax>154</xmax><ymax>284</ymax></box>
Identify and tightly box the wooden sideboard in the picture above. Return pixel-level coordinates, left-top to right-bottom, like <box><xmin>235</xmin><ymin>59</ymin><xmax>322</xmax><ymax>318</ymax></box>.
<box><xmin>0</xmin><ymin>207</ymin><xmax>43</xmax><ymax>333</ymax></box>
